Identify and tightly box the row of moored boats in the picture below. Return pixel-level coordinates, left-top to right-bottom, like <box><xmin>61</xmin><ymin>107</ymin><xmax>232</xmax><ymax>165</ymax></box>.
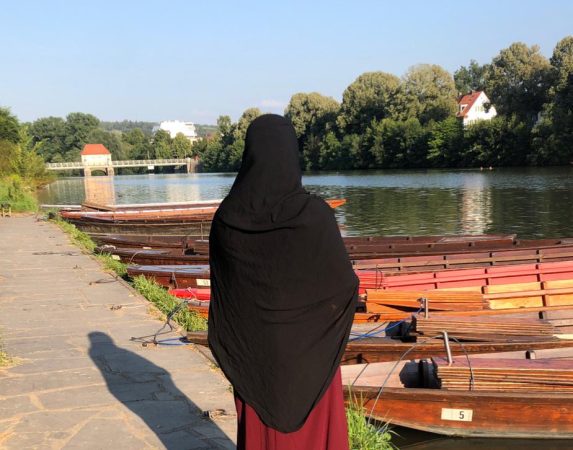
<box><xmin>58</xmin><ymin>199</ymin><xmax>573</xmax><ymax>439</ymax></box>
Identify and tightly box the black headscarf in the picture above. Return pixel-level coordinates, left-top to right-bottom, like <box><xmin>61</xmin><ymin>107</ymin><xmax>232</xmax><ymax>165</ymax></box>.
<box><xmin>207</xmin><ymin>114</ymin><xmax>358</xmax><ymax>433</ymax></box>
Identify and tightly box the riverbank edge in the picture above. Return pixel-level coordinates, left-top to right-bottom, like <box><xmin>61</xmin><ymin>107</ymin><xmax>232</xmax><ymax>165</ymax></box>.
<box><xmin>52</xmin><ymin>214</ymin><xmax>396</xmax><ymax>449</ymax></box>
<box><xmin>52</xmin><ymin>217</ymin><xmax>208</xmax><ymax>333</ymax></box>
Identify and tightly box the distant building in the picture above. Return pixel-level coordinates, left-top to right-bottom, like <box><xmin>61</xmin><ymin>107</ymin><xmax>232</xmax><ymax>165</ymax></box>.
<box><xmin>80</xmin><ymin>144</ymin><xmax>113</xmax><ymax>176</ymax></box>
<box><xmin>457</xmin><ymin>91</ymin><xmax>497</xmax><ymax>127</ymax></box>
<box><xmin>153</xmin><ymin>120</ymin><xmax>198</xmax><ymax>142</ymax></box>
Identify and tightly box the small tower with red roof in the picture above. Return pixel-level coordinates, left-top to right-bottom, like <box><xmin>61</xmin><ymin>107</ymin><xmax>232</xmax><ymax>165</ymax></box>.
<box><xmin>80</xmin><ymin>144</ymin><xmax>114</xmax><ymax>176</ymax></box>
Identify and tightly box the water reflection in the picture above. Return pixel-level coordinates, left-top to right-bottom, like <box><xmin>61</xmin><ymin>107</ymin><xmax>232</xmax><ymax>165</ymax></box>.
<box><xmin>84</xmin><ymin>176</ymin><xmax>116</xmax><ymax>206</ymax></box>
<box><xmin>37</xmin><ymin>167</ymin><xmax>573</xmax><ymax>239</ymax></box>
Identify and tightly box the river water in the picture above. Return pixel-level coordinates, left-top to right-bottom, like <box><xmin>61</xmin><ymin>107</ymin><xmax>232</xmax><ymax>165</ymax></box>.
<box><xmin>38</xmin><ymin>167</ymin><xmax>573</xmax><ymax>448</ymax></box>
<box><xmin>39</xmin><ymin>167</ymin><xmax>573</xmax><ymax>239</ymax></box>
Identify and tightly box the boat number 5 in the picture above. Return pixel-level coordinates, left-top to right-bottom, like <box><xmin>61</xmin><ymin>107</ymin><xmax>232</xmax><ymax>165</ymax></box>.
<box><xmin>441</xmin><ymin>408</ymin><xmax>473</xmax><ymax>422</ymax></box>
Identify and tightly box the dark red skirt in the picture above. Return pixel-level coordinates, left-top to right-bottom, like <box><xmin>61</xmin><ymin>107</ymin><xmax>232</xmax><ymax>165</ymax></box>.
<box><xmin>234</xmin><ymin>368</ymin><xmax>349</xmax><ymax>450</ymax></box>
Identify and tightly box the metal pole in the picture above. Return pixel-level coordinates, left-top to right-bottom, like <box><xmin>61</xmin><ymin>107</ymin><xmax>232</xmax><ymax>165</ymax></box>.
<box><xmin>441</xmin><ymin>331</ymin><xmax>453</xmax><ymax>366</ymax></box>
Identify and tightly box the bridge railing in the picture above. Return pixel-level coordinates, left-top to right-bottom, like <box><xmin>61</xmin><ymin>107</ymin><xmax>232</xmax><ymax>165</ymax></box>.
<box><xmin>46</xmin><ymin>158</ymin><xmax>194</xmax><ymax>170</ymax></box>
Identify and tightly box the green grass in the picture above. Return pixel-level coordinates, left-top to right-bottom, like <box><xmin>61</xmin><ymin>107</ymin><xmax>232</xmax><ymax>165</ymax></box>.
<box><xmin>0</xmin><ymin>175</ymin><xmax>38</xmax><ymax>212</ymax></box>
<box><xmin>96</xmin><ymin>253</ymin><xmax>128</xmax><ymax>278</ymax></box>
<box><xmin>53</xmin><ymin>218</ymin><xmax>207</xmax><ymax>332</ymax></box>
<box><xmin>54</xmin><ymin>218</ymin><xmax>97</xmax><ymax>252</ymax></box>
<box><xmin>346</xmin><ymin>396</ymin><xmax>396</xmax><ymax>450</ymax></box>
<box><xmin>133</xmin><ymin>275</ymin><xmax>207</xmax><ymax>332</ymax></box>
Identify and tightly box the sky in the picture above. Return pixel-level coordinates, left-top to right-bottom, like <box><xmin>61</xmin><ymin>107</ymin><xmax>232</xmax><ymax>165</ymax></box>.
<box><xmin>1</xmin><ymin>0</ymin><xmax>572</xmax><ymax>124</ymax></box>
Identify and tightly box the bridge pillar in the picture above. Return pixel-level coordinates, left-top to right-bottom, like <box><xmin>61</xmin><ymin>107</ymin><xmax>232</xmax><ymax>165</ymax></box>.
<box><xmin>84</xmin><ymin>168</ymin><xmax>91</xmax><ymax>177</ymax></box>
<box><xmin>107</xmin><ymin>166</ymin><xmax>115</xmax><ymax>176</ymax></box>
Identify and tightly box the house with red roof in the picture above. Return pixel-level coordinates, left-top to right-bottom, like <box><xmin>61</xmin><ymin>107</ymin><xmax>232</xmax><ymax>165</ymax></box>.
<box><xmin>457</xmin><ymin>91</ymin><xmax>497</xmax><ymax>127</ymax></box>
<box><xmin>80</xmin><ymin>144</ymin><xmax>113</xmax><ymax>176</ymax></box>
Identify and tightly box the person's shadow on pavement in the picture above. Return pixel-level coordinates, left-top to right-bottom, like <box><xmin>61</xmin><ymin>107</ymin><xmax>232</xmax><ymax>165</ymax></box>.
<box><xmin>88</xmin><ymin>331</ymin><xmax>231</xmax><ymax>449</ymax></box>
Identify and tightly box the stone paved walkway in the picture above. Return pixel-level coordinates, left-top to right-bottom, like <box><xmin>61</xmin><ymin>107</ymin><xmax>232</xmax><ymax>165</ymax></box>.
<box><xmin>0</xmin><ymin>215</ymin><xmax>236</xmax><ymax>449</ymax></box>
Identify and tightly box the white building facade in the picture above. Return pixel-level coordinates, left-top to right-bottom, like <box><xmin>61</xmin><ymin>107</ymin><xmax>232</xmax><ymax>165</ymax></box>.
<box><xmin>457</xmin><ymin>91</ymin><xmax>497</xmax><ymax>127</ymax></box>
<box><xmin>153</xmin><ymin>120</ymin><xmax>198</xmax><ymax>142</ymax></box>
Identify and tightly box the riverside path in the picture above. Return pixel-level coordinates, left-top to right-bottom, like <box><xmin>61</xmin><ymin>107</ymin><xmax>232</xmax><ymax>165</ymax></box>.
<box><xmin>0</xmin><ymin>215</ymin><xmax>236</xmax><ymax>449</ymax></box>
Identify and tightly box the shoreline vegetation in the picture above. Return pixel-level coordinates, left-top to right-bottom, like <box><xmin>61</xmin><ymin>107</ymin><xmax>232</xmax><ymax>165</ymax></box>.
<box><xmin>0</xmin><ymin>35</ymin><xmax>569</xmax><ymax>182</ymax></box>
<box><xmin>53</xmin><ymin>217</ymin><xmax>394</xmax><ymax>448</ymax></box>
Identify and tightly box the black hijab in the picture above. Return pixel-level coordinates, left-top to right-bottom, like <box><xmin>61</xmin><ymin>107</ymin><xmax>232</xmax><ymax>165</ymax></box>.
<box><xmin>207</xmin><ymin>114</ymin><xmax>358</xmax><ymax>433</ymax></box>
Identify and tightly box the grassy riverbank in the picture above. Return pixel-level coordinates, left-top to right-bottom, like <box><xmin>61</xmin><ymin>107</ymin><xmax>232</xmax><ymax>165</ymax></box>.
<box><xmin>0</xmin><ymin>175</ymin><xmax>39</xmax><ymax>212</ymax></box>
<box><xmin>53</xmin><ymin>218</ymin><xmax>207</xmax><ymax>332</ymax></box>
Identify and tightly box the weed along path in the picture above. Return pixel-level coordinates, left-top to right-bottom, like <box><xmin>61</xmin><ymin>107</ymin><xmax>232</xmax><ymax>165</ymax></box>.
<box><xmin>0</xmin><ymin>215</ymin><xmax>236</xmax><ymax>449</ymax></box>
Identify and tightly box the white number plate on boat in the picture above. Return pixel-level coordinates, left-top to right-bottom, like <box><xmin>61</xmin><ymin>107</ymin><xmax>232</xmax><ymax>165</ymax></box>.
<box><xmin>441</xmin><ymin>408</ymin><xmax>473</xmax><ymax>422</ymax></box>
<box><xmin>197</xmin><ymin>279</ymin><xmax>211</xmax><ymax>287</ymax></box>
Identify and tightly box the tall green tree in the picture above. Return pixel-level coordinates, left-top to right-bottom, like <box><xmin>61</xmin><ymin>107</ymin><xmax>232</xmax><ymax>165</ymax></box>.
<box><xmin>0</xmin><ymin>107</ymin><xmax>21</xmax><ymax>144</ymax></box>
<box><xmin>454</xmin><ymin>60</ymin><xmax>488</xmax><ymax>94</ymax></box>
<box><xmin>426</xmin><ymin>117</ymin><xmax>464</xmax><ymax>167</ymax></box>
<box><xmin>152</xmin><ymin>129</ymin><xmax>172</xmax><ymax>158</ymax></box>
<box><xmin>285</xmin><ymin>92</ymin><xmax>339</xmax><ymax>138</ymax></box>
<box><xmin>64</xmin><ymin>112</ymin><xmax>100</xmax><ymax>157</ymax></box>
<box><xmin>337</xmin><ymin>72</ymin><xmax>402</xmax><ymax>134</ymax></box>
<box><xmin>285</xmin><ymin>92</ymin><xmax>339</xmax><ymax>170</ymax></box>
<box><xmin>29</xmin><ymin>116</ymin><xmax>66</xmax><ymax>162</ymax></box>
<box><xmin>172</xmin><ymin>133</ymin><xmax>193</xmax><ymax>158</ymax></box>
<box><xmin>485</xmin><ymin>42</ymin><xmax>551</xmax><ymax>121</ymax></box>
<box><xmin>402</xmin><ymin>64</ymin><xmax>458</xmax><ymax>124</ymax></box>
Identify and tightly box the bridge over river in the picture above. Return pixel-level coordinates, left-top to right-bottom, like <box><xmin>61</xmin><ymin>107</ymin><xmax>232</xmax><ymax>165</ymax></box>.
<box><xmin>46</xmin><ymin>157</ymin><xmax>198</xmax><ymax>176</ymax></box>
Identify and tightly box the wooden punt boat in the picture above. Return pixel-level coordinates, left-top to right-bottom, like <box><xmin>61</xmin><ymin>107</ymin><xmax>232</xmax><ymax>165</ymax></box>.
<box><xmin>81</xmin><ymin>199</ymin><xmax>223</xmax><ymax>212</ymax></box>
<box><xmin>65</xmin><ymin>198</ymin><xmax>345</xmax><ymax>236</ymax></box>
<box><xmin>110</xmin><ymin>238</ymin><xmax>573</xmax><ymax>267</ymax></box>
<box><xmin>67</xmin><ymin>217</ymin><xmax>212</xmax><ymax>237</ymax></box>
<box><xmin>127</xmin><ymin>265</ymin><xmax>211</xmax><ymax>288</ymax></box>
<box><xmin>186</xmin><ymin>328</ymin><xmax>573</xmax><ymax>366</ymax></box>
<box><xmin>342</xmin><ymin>348</ymin><xmax>573</xmax><ymax>438</ymax></box>
<box><xmin>64</xmin><ymin>198</ymin><xmax>346</xmax><ymax>220</ymax></box>
<box><xmin>365</xmin><ymin>278</ymin><xmax>573</xmax><ymax>315</ymax></box>
<box><xmin>357</xmin><ymin>259</ymin><xmax>573</xmax><ymax>292</ymax></box>
<box><xmin>352</xmin><ymin>244</ymin><xmax>573</xmax><ymax>271</ymax></box>
<box><xmin>349</xmin><ymin>238</ymin><xmax>573</xmax><ymax>260</ymax></box>
<box><xmin>92</xmin><ymin>234</ymin><xmax>202</xmax><ymax>250</ymax></box>
<box><xmin>92</xmin><ymin>233</ymin><xmax>517</xmax><ymax>253</ymax></box>
<box><xmin>96</xmin><ymin>247</ymin><xmax>209</xmax><ymax>265</ymax></box>
<box><xmin>136</xmin><ymin>255</ymin><xmax>573</xmax><ymax>291</ymax></box>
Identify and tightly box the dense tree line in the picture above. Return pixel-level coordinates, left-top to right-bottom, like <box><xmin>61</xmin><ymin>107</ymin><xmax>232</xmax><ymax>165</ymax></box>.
<box><xmin>27</xmin><ymin>114</ymin><xmax>197</xmax><ymax>163</ymax></box>
<box><xmin>196</xmin><ymin>36</ymin><xmax>573</xmax><ymax>171</ymax></box>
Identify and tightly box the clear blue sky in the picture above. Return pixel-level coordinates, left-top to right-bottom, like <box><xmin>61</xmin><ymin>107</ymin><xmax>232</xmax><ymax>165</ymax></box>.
<box><xmin>1</xmin><ymin>0</ymin><xmax>572</xmax><ymax>124</ymax></box>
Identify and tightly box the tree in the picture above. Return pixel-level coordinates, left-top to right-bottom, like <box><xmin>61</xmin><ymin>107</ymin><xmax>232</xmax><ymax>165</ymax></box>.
<box><xmin>426</xmin><ymin>117</ymin><xmax>464</xmax><ymax>167</ymax></box>
<box><xmin>152</xmin><ymin>129</ymin><xmax>172</xmax><ymax>158</ymax></box>
<box><xmin>0</xmin><ymin>108</ymin><xmax>21</xmax><ymax>144</ymax></box>
<box><xmin>285</xmin><ymin>92</ymin><xmax>339</xmax><ymax>170</ymax></box>
<box><xmin>319</xmin><ymin>132</ymin><xmax>350</xmax><ymax>170</ymax></box>
<box><xmin>29</xmin><ymin>116</ymin><xmax>66</xmax><ymax>162</ymax></box>
<box><xmin>454</xmin><ymin>60</ymin><xmax>488</xmax><ymax>94</ymax></box>
<box><xmin>462</xmin><ymin>115</ymin><xmax>530</xmax><ymax>167</ymax></box>
<box><xmin>337</xmin><ymin>72</ymin><xmax>402</xmax><ymax>134</ymax></box>
<box><xmin>485</xmin><ymin>42</ymin><xmax>551</xmax><ymax>121</ymax></box>
<box><xmin>402</xmin><ymin>64</ymin><xmax>458</xmax><ymax>124</ymax></box>
<box><xmin>172</xmin><ymin>133</ymin><xmax>193</xmax><ymax>158</ymax></box>
<box><xmin>527</xmin><ymin>37</ymin><xmax>573</xmax><ymax>165</ymax></box>
<box><xmin>64</xmin><ymin>112</ymin><xmax>100</xmax><ymax>155</ymax></box>
<box><xmin>233</xmin><ymin>107</ymin><xmax>262</xmax><ymax>141</ymax></box>
<box><xmin>86</xmin><ymin>129</ymin><xmax>127</xmax><ymax>160</ymax></box>
<box><xmin>284</xmin><ymin>92</ymin><xmax>339</xmax><ymax>139</ymax></box>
